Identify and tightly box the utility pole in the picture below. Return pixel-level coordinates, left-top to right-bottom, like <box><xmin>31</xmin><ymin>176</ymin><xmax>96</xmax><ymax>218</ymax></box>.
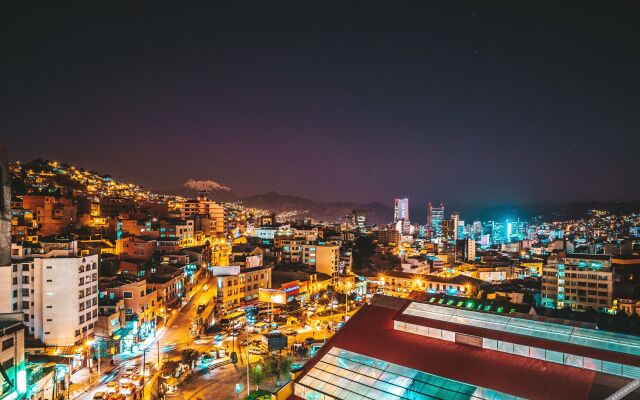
<box><xmin>96</xmin><ymin>341</ymin><xmax>100</xmax><ymax>377</ymax></box>
<box><xmin>246</xmin><ymin>321</ymin><xmax>250</xmax><ymax>397</ymax></box>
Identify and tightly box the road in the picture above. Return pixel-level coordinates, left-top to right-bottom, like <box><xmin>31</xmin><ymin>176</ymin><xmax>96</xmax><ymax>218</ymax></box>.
<box><xmin>73</xmin><ymin>276</ymin><xmax>215</xmax><ymax>400</ymax></box>
<box><xmin>72</xmin><ymin>276</ymin><xmax>360</xmax><ymax>400</ymax></box>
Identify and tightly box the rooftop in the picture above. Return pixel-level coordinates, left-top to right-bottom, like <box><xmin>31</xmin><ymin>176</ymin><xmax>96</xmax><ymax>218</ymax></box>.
<box><xmin>293</xmin><ymin>295</ymin><xmax>640</xmax><ymax>400</ymax></box>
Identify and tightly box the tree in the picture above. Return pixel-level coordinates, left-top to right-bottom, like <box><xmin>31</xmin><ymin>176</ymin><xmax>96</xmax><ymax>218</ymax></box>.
<box><xmin>249</xmin><ymin>363</ymin><xmax>266</xmax><ymax>390</ymax></box>
<box><xmin>263</xmin><ymin>354</ymin><xmax>292</xmax><ymax>384</ymax></box>
<box><xmin>161</xmin><ymin>360</ymin><xmax>180</xmax><ymax>377</ymax></box>
<box><xmin>286</xmin><ymin>299</ymin><xmax>303</xmax><ymax>319</ymax></box>
<box><xmin>181</xmin><ymin>348</ymin><xmax>200</xmax><ymax>369</ymax></box>
<box><xmin>352</xmin><ymin>236</ymin><xmax>376</xmax><ymax>269</ymax></box>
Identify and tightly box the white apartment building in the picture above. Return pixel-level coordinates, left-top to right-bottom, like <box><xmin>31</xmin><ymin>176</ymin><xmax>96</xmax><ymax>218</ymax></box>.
<box><xmin>6</xmin><ymin>243</ymin><xmax>99</xmax><ymax>346</ymax></box>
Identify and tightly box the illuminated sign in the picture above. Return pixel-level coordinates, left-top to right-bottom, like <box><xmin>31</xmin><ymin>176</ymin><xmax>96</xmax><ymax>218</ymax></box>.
<box><xmin>258</xmin><ymin>288</ymin><xmax>286</xmax><ymax>304</ymax></box>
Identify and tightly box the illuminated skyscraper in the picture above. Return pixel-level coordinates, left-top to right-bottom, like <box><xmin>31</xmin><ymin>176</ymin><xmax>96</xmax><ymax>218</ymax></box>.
<box><xmin>451</xmin><ymin>212</ymin><xmax>460</xmax><ymax>241</ymax></box>
<box><xmin>394</xmin><ymin>198</ymin><xmax>409</xmax><ymax>222</ymax></box>
<box><xmin>427</xmin><ymin>202</ymin><xmax>445</xmax><ymax>238</ymax></box>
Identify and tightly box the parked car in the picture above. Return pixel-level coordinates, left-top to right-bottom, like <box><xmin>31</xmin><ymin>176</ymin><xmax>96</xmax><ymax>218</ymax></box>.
<box><xmin>92</xmin><ymin>392</ymin><xmax>106</xmax><ymax>400</ymax></box>
<box><xmin>197</xmin><ymin>304</ymin><xmax>206</xmax><ymax>314</ymax></box>
<box><xmin>304</xmin><ymin>337</ymin><xmax>316</xmax><ymax>345</ymax></box>
<box><xmin>284</xmin><ymin>329</ymin><xmax>297</xmax><ymax>336</ymax></box>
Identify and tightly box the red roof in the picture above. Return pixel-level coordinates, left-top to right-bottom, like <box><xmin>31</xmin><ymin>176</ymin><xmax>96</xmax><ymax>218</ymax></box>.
<box><xmin>298</xmin><ymin>303</ymin><xmax>597</xmax><ymax>400</ymax></box>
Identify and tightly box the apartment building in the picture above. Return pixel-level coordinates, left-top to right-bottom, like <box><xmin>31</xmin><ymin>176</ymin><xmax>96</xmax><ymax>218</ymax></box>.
<box><xmin>3</xmin><ymin>242</ymin><xmax>99</xmax><ymax>346</ymax></box>
<box><xmin>542</xmin><ymin>253</ymin><xmax>613</xmax><ymax>311</ymax></box>
<box><xmin>116</xmin><ymin>235</ymin><xmax>156</xmax><ymax>261</ymax></box>
<box><xmin>21</xmin><ymin>195</ymin><xmax>77</xmax><ymax>237</ymax></box>
<box><xmin>99</xmin><ymin>277</ymin><xmax>158</xmax><ymax>343</ymax></box>
<box><xmin>0</xmin><ymin>313</ymin><xmax>25</xmax><ymax>400</ymax></box>
<box><xmin>181</xmin><ymin>194</ymin><xmax>224</xmax><ymax>237</ymax></box>
<box><xmin>315</xmin><ymin>244</ymin><xmax>340</xmax><ymax>283</ymax></box>
<box><xmin>211</xmin><ymin>265</ymin><xmax>272</xmax><ymax>308</ymax></box>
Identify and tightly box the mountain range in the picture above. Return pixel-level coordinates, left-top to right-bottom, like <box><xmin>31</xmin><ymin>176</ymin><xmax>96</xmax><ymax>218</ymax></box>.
<box><xmin>168</xmin><ymin>184</ymin><xmax>393</xmax><ymax>225</ymax></box>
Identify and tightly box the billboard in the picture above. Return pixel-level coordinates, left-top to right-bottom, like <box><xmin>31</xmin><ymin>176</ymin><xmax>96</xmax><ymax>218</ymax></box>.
<box><xmin>258</xmin><ymin>288</ymin><xmax>287</xmax><ymax>304</ymax></box>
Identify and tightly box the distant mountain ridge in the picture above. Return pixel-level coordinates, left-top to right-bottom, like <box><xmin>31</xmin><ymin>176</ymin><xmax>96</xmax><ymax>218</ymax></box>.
<box><xmin>12</xmin><ymin>160</ymin><xmax>639</xmax><ymax>225</ymax></box>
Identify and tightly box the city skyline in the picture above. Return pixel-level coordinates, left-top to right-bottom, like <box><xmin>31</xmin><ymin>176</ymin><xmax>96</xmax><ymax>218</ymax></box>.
<box><xmin>3</xmin><ymin>2</ymin><xmax>640</xmax><ymax>206</ymax></box>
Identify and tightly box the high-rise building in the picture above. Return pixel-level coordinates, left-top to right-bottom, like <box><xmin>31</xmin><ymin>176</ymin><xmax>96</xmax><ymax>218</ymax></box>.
<box><xmin>0</xmin><ymin>146</ymin><xmax>11</xmax><ymax>314</ymax></box>
<box><xmin>457</xmin><ymin>238</ymin><xmax>476</xmax><ymax>262</ymax></box>
<box><xmin>316</xmin><ymin>245</ymin><xmax>340</xmax><ymax>278</ymax></box>
<box><xmin>427</xmin><ymin>203</ymin><xmax>445</xmax><ymax>238</ymax></box>
<box><xmin>351</xmin><ymin>209</ymin><xmax>367</xmax><ymax>230</ymax></box>
<box><xmin>451</xmin><ymin>212</ymin><xmax>460</xmax><ymax>241</ymax></box>
<box><xmin>393</xmin><ymin>198</ymin><xmax>409</xmax><ymax>222</ymax></box>
<box><xmin>6</xmin><ymin>240</ymin><xmax>99</xmax><ymax>346</ymax></box>
<box><xmin>182</xmin><ymin>192</ymin><xmax>225</xmax><ymax>238</ymax></box>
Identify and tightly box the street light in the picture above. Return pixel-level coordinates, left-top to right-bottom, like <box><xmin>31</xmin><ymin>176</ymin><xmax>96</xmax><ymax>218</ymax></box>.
<box><xmin>85</xmin><ymin>340</ymin><xmax>94</xmax><ymax>374</ymax></box>
<box><xmin>344</xmin><ymin>281</ymin><xmax>352</xmax><ymax>321</ymax></box>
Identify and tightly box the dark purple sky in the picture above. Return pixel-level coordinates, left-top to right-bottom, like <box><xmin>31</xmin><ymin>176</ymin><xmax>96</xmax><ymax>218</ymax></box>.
<box><xmin>2</xmin><ymin>2</ymin><xmax>639</xmax><ymax>205</ymax></box>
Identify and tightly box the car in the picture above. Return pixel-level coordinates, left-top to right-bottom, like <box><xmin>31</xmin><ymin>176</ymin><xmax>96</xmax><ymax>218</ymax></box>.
<box><xmin>229</xmin><ymin>330</ymin><xmax>241</xmax><ymax>336</ymax></box>
<box><xmin>284</xmin><ymin>329</ymin><xmax>297</xmax><ymax>336</ymax></box>
<box><xmin>93</xmin><ymin>392</ymin><xmax>107</xmax><ymax>400</ymax></box>
<box><xmin>106</xmin><ymin>382</ymin><xmax>119</xmax><ymax>393</ymax></box>
<box><xmin>239</xmin><ymin>339</ymin><xmax>250</xmax><ymax>346</ymax></box>
<box><xmin>124</xmin><ymin>365</ymin><xmax>138</xmax><ymax>375</ymax></box>
<box><xmin>119</xmin><ymin>373</ymin><xmax>133</xmax><ymax>384</ymax></box>
<box><xmin>202</xmin><ymin>284</ymin><xmax>209</xmax><ymax>292</ymax></box>
<box><xmin>304</xmin><ymin>337</ymin><xmax>316</xmax><ymax>345</ymax></box>
<box><xmin>197</xmin><ymin>304</ymin><xmax>206</xmax><ymax>314</ymax></box>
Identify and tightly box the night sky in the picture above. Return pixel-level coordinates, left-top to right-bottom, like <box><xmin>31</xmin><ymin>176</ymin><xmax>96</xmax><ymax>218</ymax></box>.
<box><xmin>2</xmin><ymin>2</ymin><xmax>640</xmax><ymax>207</ymax></box>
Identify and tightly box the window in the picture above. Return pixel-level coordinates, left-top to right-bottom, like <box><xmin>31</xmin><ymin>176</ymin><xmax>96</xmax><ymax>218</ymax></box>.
<box><xmin>22</xmin><ymin>264</ymin><xmax>29</xmax><ymax>271</ymax></box>
<box><xmin>79</xmin><ymin>315</ymin><xmax>85</xmax><ymax>323</ymax></box>
<box><xmin>12</xmin><ymin>265</ymin><xmax>17</xmax><ymax>272</ymax></box>
<box><xmin>22</xmin><ymin>276</ymin><xmax>29</xmax><ymax>284</ymax></box>
<box><xmin>124</xmin><ymin>291</ymin><xmax>133</xmax><ymax>299</ymax></box>
<box><xmin>21</xmin><ymin>288</ymin><xmax>28</xmax><ymax>297</ymax></box>
<box><xmin>22</xmin><ymin>301</ymin><xmax>29</xmax><ymax>309</ymax></box>
<box><xmin>12</xmin><ymin>277</ymin><xmax>17</xmax><ymax>285</ymax></box>
<box><xmin>2</xmin><ymin>338</ymin><xmax>14</xmax><ymax>350</ymax></box>
<box><xmin>2</xmin><ymin>358</ymin><xmax>14</xmax><ymax>371</ymax></box>
<box><xmin>140</xmin><ymin>290</ymin><xmax>144</xmax><ymax>297</ymax></box>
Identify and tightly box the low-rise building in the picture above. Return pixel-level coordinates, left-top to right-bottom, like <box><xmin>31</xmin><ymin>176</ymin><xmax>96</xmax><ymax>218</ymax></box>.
<box><xmin>0</xmin><ymin>313</ymin><xmax>25</xmax><ymax>400</ymax></box>
<box><xmin>211</xmin><ymin>265</ymin><xmax>272</xmax><ymax>308</ymax></box>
